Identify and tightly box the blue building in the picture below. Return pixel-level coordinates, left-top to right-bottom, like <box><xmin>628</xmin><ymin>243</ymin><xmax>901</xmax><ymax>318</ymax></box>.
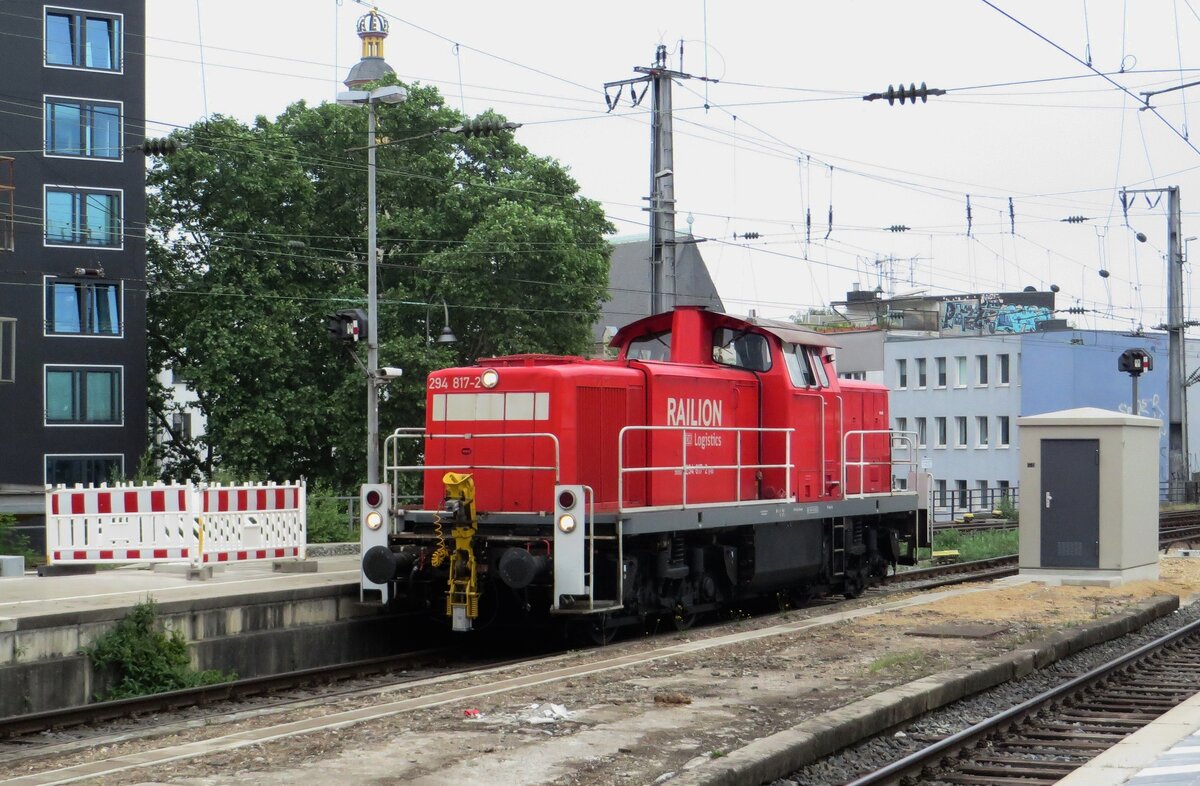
<box><xmin>884</xmin><ymin>328</ymin><xmax>1200</xmax><ymax>508</ymax></box>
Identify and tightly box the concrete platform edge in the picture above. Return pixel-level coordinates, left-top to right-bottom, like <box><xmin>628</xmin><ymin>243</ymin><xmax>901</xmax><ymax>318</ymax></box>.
<box><xmin>668</xmin><ymin>594</ymin><xmax>1180</xmax><ymax>786</ymax></box>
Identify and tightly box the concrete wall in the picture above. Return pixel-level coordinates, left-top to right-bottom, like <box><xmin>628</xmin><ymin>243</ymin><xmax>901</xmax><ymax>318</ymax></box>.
<box><xmin>0</xmin><ymin>582</ymin><xmax>408</xmax><ymax>716</ymax></box>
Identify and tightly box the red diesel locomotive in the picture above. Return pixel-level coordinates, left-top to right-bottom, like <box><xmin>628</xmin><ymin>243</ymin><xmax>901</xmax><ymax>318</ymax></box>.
<box><xmin>360</xmin><ymin>306</ymin><xmax>929</xmax><ymax>635</ymax></box>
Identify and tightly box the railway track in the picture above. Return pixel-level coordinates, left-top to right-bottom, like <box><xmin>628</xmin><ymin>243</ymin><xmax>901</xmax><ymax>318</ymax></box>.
<box><xmin>844</xmin><ymin>615</ymin><xmax>1200</xmax><ymax>785</ymax></box>
<box><xmin>886</xmin><ymin>556</ymin><xmax>1018</xmax><ymax>589</ymax></box>
<box><xmin>0</xmin><ymin>647</ymin><xmax>474</xmax><ymax>741</ymax></box>
<box><xmin>0</xmin><ymin>557</ymin><xmax>1019</xmax><ymax>745</ymax></box>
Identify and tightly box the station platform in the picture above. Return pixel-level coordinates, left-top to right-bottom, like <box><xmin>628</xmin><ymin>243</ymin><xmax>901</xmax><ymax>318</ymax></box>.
<box><xmin>0</xmin><ymin>552</ymin><xmax>359</xmax><ymax>622</ymax></box>
<box><xmin>0</xmin><ymin>550</ymin><xmax>411</xmax><ymax>717</ymax></box>
<box><xmin>1057</xmin><ymin>692</ymin><xmax>1200</xmax><ymax>785</ymax></box>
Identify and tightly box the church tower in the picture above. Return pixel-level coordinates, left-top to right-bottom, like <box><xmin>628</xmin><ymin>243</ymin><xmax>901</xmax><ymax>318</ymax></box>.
<box><xmin>344</xmin><ymin>7</ymin><xmax>395</xmax><ymax>88</ymax></box>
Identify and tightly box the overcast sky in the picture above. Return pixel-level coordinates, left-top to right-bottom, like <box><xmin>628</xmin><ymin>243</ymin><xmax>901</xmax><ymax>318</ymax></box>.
<box><xmin>145</xmin><ymin>1</ymin><xmax>1200</xmax><ymax>329</ymax></box>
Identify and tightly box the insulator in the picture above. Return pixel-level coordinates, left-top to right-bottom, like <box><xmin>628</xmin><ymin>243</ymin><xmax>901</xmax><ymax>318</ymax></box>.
<box><xmin>887</xmin><ymin>225</ymin><xmax>910</xmax><ymax>233</ymax></box>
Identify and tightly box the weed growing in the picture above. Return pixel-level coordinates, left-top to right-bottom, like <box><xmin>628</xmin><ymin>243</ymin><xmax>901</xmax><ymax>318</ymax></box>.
<box><xmin>83</xmin><ymin>599</ymin><xmax>234</xmax><ymax>700</ymax></box>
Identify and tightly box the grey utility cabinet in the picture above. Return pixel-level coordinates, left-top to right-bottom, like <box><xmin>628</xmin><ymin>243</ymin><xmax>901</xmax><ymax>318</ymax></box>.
<box><xmin>1017</xmin><ymin>407</ymin><xmax>1160</xmax><ymax>586</ymax></box>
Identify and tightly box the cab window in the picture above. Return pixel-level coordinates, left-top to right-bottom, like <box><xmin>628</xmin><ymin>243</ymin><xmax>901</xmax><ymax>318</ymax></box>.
<box><xmin>784</xmin><ymin>343</ymin><xmax>829</xmax><ymax>388</ymax></box>
<box><xmin>712</xmin><ymin>328</ymin><xmax>771</xmax><ymax>372</ymax></box>
<box><xmin>784</xmin><ymin>343</ymin><xmax>817</xmax><ymax>386</ymax></box>
<box><xmin>813</xmin><ymin>349</ymin><xmax>830</xmax><ymax>386</ymax></box>
<box><xmin>627</xmin><ymin>331</ymin><xmax>672</xmax><ymax>361</ymax></box>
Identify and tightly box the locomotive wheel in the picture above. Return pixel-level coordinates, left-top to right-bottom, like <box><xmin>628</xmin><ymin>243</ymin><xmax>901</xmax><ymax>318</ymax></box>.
<box><xmin>585</xmin><ymin>615</ymin><xmax>617</xmax><ymax>646</ymax></box>
<box><xmin>843</xmin><ymin>570</ymin><xmax>866</xmax><ymax>600</ymax></box>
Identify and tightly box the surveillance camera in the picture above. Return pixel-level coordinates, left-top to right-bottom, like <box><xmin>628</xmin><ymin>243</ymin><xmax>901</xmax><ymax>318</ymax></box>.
<box><xmin>377</xmin><ymin>367</ymin><xmax>404</xmax><ymax>379</ymax></box>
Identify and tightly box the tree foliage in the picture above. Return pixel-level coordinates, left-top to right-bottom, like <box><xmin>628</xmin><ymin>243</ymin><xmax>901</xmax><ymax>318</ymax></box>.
<box><xmin>147</xmin><ymin>80</ymin><xmax>613</xmax><ymax>488</ymax></box>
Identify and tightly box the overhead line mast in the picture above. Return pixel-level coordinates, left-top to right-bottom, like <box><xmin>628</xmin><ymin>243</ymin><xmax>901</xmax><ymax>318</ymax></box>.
<box><xmin>605</xmin><ymin>45</ymin><xmax>715</xmax><ymax>315</ymax></box>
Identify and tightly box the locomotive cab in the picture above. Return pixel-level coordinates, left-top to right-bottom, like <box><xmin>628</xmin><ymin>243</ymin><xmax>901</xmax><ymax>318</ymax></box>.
<box><xmin>363</xmin><ymin>307</ymin><xmax>929</xmax><ymax>633</ymax></box>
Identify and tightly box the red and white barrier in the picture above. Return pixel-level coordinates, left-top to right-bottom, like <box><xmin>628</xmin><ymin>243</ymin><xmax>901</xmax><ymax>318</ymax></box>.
<box><xmin>45</xmin><ymin>481</ymin><xmax>306</xmax><ymax>568</ymax></box>
<box><xmin>197</xmin><ymin>483</ymin><xmax>306</xmax><ymax>564</ymax></box>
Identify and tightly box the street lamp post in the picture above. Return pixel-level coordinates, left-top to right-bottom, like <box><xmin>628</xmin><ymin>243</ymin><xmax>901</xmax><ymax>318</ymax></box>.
<box><xmin>337</xmin><ymin>85</ymin><xmax>407</xmax><ymax>485</ymax></box>
<box><xmin>426</xmin><ymin>299</ymin><xmax>458</xmax><ymax>345</ymax></box>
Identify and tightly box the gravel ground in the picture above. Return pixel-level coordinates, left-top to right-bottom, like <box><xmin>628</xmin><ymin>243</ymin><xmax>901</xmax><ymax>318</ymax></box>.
<box><xmin>18</xmin><ymin>557</ymin><xmax>1200</xmax><ymax>786</ymax></box>
<box><xmin>772</xmin><ymin>599</ymin><xmax>1200</xmax><ymax>786</ymax></box>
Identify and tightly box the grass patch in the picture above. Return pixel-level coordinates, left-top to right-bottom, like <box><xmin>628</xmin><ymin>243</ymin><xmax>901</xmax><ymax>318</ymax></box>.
<box><xmin>868</xmin><ymin>650</ymin><xmax>925</xmax><ymax>673</ymax></box>
<box><xmin>928</xmin><ymin>528</ymin><xmax>1019</xmax><ymax>562</ymax></box>
<box><xmin>84</xmin><ymin>599</ymin><xmax>235</xmax><ymax>700</ymax></box>
<box><xmin>0</xmin><ymin>514</ymin><xmax>40</xmax><ymax>567</ymax></box>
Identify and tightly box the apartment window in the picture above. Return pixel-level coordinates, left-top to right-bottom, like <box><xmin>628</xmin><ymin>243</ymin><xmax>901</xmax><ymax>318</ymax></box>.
<box><xmin>998</xmin><ymin>415</ymin><xmax>1011</xmax><ymax>447</ymax></box>
<box><xmin>895</xmin><ymin>417</ymin><xmax>907</xmax><ymax>434</ymax></box>
<box><xmin>45</xmin><ymin>97</ymin><xmax>121</xmax><ymax>159</ymax></box>
<box><xmin>170</xmin><ymin>412</ymin><xmax>193</xmax><ymax>440</ymax></box>
<box><xmin>998</xmin><ymin>353</ymin><xmax>1011</xmax><ymax>385</ymax></box>
<box><xmin>915</xmin><ymin>417</ymin><xmax>927</xmax><ymax>448</ymax></box>
<box><xmin>976</xmin><ymin>416</ymin><xmax>989</xmax><ymax>447</ymax></box>
<box><xmin>839</xmin><ymin>371</ymin><xmax>865</xmax><ymax>381</ymax></box>
<box><xmin>45</xmin><ymin>187</ymin><xmax>121</xmax><ymax>247</ymax></box>
<box><xmin>45</xmin><ymin>9</ymin><xmax>121</xmax><ymax>71</ymax></box>
<box><xmin>896</xmin><ymin>359</ymin><xmax>908</xmax><ymax>389</ymax></box>
<box><xmin>935</xmin><ymin>357</ymin><xmax>947</xmax><ymax>387</ymax></box>
<box><xmin>976</xmin><ymin>354</ymin><xmax>989</xmax><ymax>385</ymax></box>
<box><xmin>916</xmin><ymin>358</ymin><xmax>927</xmax><ymax>388</ymax></box>
<box><xmin>935</xmin><ymin>416</ymin><xmax>947</xmax><ymax>447</ymax></box>
<box><xmin>955</xmin><ymin>356</ymin><xmax>967</xmax><ymax>387</ymax></box>
<box><xmin>45</xmin><ymin>366</ymin><xmax>121</xmax><ymax>424</ymax></box>
<box><xmin>977</xmin><ymin>480</ymin><xmax>989</xmax><ymax>507</ymax></box>
<box><xmin>0</xmin><ymin>318</ymin><xmax>14</xmax><ymax>383</ymax></box>
<box><xmin>955</xmin><ymin>416</ymin><xmax>967</xmax><ymax>447</ymax></box>
<box><xmin>956</xmin><ymin>479</ymin><xmax>968</xmax><ymax>508</ymax></box>
<box><xmin>45</xmin><ymin>454</ymin><xmax>123</xmax><ymax>485</ymax></box>
<box><xmin>935</xmin><ymin>478</ymin><xmax>948</xmax><ymax>506</ymax></box>
<box><xmin>998</xmin><ymin>479</ymin><xmax>1011</xmax><ymax>499</ymax></box>
<box><xmin>45</xmin><ymin>279</ymin><xmax>121</xmax><ymax>335</ymax></box>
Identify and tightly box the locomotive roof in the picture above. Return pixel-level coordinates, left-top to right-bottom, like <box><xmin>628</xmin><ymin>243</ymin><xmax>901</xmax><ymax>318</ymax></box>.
<box><xmin>610</xmin><ymin>308</ymin><xmax>840</xmax><ymax>349</ymax></box>
<box><xmin>742</xmin><ymin>314</ymin><xmax>842</xmax><ymax>349</ymax></box>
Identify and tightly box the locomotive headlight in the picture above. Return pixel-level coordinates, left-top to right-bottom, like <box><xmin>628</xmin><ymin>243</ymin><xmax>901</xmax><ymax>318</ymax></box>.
<box><xmin>557</xmin><ymin>513</ymin><xmax>577</xmax><ymax>533</ymax></box>
<box><xmin>480</xmin><ymin>368</ymin><xmax>499</xmax><ymax>389</ymax></box>
<box><xmin>365</xmin><ymin>510</ymin><xmax>384</xmax><ymax>531</ymax></box>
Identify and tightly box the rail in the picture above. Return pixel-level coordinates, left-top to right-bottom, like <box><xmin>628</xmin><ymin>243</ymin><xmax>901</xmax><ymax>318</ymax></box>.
<box><xmin>845</xmin><ymin>615</ymin><xmax>1200</xmax><ymax>785</ymax></box>
<box><xmin>382</xmin><ymin>428</ymin><xmax>561</xmax><ymax>513</ymax></box>
<box><xmin>616</xmin><ymin>425</ymin><xmax>796</xmax><ymax>512</ymax></box>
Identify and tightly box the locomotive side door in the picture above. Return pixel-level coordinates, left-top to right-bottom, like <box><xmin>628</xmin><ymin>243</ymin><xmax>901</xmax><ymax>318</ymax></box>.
<box><xmin>781</xmin><ymin>343</ymin><xmax>829</xmax><ymax>501</ymax></box>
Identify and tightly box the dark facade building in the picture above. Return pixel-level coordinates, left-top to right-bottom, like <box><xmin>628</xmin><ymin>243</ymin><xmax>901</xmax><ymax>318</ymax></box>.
<box><xmin>0</xmin><ymin>1</ymin><xmax>147</xmax><ymax>505</ymax></box>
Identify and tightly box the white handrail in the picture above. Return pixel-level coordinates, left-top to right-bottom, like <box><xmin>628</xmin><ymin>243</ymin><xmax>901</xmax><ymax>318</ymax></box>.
<box><xmin>383</xmin><ymin>429</ymin><xmax>561</xmax><ymax>513</ymax></box>
<box><xmin>617</xmin><ymin>425</ymin><xmax>796</xmax><ymax>512</ymax></box>
<box><xmin>842</xmin><ymin>429</ymin><xmax>919</xmax><ymax>499</ymax></box>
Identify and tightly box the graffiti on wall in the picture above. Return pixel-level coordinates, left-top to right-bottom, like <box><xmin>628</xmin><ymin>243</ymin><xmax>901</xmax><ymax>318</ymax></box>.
<box><xmin>939</xmin><ymin>293</ymin><xmax>1054</xmax><ymax>335</ymax></box>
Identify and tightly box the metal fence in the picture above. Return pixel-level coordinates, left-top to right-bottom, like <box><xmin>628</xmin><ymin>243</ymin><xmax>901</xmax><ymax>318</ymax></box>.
<box><xmin>1160</xmin><ymin>482</ymin><xmax>1200</xmax><ymax>505</ymax></box>
<box><xmin>931</xmin><ymin>486</ymin><xmax>1019</xmax><ymax>523</ymax></box>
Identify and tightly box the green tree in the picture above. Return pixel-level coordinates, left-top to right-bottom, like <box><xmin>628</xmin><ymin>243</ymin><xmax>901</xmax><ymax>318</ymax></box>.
<box><xmin>147</xmin><ymin>80</ymin><xmax>612</xmax><ymax>489</ymax></box>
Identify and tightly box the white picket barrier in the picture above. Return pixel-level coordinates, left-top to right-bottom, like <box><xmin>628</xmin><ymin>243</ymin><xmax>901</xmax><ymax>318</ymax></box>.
<box><xmin>196</xmin><ymin>483</ymin><xmax>306</xmax><ymax>565</ymax></box>
<box><xmin>45</xmin><ymin>483</ymin><xmax>198</xmax><ymax>565</ymax></box>
<box><xmin>45</xmin><ymin>481</ymin><xmax>307</xmax><ymax>568</ymax></box>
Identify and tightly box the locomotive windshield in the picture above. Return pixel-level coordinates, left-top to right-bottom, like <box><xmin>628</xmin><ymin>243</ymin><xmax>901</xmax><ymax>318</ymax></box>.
<box><xmin>712</xmin><ymin>328</ymin><xmax>771</xmax><ymax>372</ymax></box>
<box><xmin>626</xmin><ymin>330</ymin><xmax>672</xmax><ymax>361</ymax></box>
